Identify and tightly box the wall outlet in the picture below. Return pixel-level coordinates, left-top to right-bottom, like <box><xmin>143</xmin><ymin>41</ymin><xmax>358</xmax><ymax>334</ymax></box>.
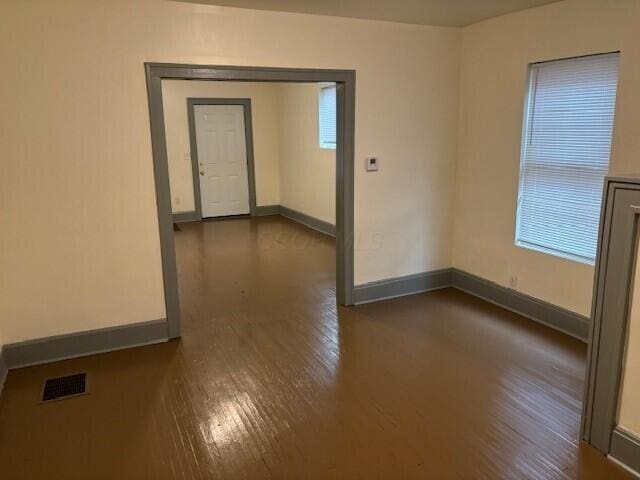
<box><xmin>174</xmin><ymin>196</ymin><xmax>181</xmax><ymax>206</ymax></box>
<box><xmin>509</xmin><ymin>276</ymin><xmax>518</xmax><ymax>289</ymax></box>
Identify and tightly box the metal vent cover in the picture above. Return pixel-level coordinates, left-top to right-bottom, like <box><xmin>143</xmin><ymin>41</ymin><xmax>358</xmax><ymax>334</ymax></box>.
<box><xmin>41</xmin><ymin>373</ymin><xmax>89</xmax><ymax>403</ymax></box>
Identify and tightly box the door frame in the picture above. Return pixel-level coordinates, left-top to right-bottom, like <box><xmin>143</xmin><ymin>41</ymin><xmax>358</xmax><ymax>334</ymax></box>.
<box><xmin>144</xmin><ymin>63</ymin><xmax>356</xmax><ymax>339</ymax></box>
<box><xmin>187</xmin><ymin>98</ymin><xmax>257</xmax><ymax>219</ymax></box>
<box><xmin>582</xmin><ymin>176</ymin><xmax>640</xmax><ymax>472</ymax></box>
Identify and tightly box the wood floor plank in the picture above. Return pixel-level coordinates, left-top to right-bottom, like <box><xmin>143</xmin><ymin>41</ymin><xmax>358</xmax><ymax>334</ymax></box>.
<box><xmin>0</xmin><ymin>216</ymin><xmax>631</xmax><ymax>479</ymax></box>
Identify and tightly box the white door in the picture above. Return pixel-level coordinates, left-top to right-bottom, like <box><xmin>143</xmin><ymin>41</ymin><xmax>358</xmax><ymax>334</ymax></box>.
<box><xmin>195</xmin><ymin>104</ymin><xmax>251</xmax><ymax>218</ymax></box>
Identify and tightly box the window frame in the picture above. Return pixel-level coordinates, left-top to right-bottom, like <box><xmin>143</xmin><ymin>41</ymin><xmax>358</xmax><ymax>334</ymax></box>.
<box><xmin>319</xmin><ymin>84</ymin><xmax>337</xmax><ymax>150</ymax></box>
<box><xmin>514</xmin><ymin>52</ymin><xmax>620</xmax><ymax>265</ymax></box>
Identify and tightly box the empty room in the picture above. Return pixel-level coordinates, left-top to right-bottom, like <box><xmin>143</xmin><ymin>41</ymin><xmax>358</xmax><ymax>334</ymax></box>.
<box><xmin>165</xmin><ymin>78</ymin><xmax>338</xmax><ymax>342</ymax></box>
<box><xmin>0</xmin><ymin>1</ymin><xmax>639</xmax><ymax>479</ymax></box>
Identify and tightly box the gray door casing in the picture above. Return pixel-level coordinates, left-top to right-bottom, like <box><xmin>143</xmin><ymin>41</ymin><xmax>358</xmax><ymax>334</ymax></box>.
<box><xmin>145</xmin><ymin>63</ymin><xmax>356</xmax><ymax>339</ymax></box>
<box><xmin>187</xmin><ymin>98</ymin><xmax>258</xmax><ymax>219</ymax></box>
<box><xmin>582</xmin><ymin>176</ymin><xmax>640</xmax><ymax>464</ymax></box>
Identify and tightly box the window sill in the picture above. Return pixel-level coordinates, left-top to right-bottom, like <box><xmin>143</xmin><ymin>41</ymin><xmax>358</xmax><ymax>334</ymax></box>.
<box><xmin>515</xmin><ymin>241</ymin><xmax>596</xmax><ymax>266</ymax></box>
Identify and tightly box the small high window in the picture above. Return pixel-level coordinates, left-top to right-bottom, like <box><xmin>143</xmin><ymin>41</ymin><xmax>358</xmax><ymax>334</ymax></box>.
<box><xmin>319</xmin><ymin>85</ymin><xmax>336</xmax><ymax>149</ymax></box>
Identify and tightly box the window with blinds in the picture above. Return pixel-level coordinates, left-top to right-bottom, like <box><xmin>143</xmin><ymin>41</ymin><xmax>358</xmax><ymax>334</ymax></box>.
<box><xmin>515</xmin><ymin>53</ymin><xmax>620</xmax><ymax>264</ymax></box>
<box><xmin>319</xmin><ymin>85</ymin><xmax>336</xmax><ymax>149</ymax></box>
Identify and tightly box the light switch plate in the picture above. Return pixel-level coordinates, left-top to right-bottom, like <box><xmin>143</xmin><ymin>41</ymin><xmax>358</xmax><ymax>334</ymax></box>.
<box><xmin>366</xmin><ymin>157</ymin><xmax>379</xmax><ymax>172</ymax></box>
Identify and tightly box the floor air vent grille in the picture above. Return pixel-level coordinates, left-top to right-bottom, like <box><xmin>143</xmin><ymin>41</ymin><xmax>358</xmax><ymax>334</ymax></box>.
<box><xmin>41</xmin><ymin>373</ymin><xmax>88</xmax><ymax>403</ymax></box>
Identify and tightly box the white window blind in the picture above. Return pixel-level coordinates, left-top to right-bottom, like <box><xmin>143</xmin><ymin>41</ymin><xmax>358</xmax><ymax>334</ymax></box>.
<box><xmin>319</xmin><ymin>85</ymin><xmax>336</xmax><ymax>149</ymax></box>
<box><xmin>516</xmin><ymin>53</ymin><xmax>620</xmax><ymax>263</ymax></box>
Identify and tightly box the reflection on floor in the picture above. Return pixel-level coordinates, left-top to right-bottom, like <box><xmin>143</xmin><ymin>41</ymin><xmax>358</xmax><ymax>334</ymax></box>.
<box><xmin>0</xmin><ymin>216</ymin><xmax>630</xmax><ymax>479</ymax></box>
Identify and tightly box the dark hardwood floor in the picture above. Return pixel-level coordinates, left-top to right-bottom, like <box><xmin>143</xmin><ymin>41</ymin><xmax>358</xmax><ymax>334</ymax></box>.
<box><xmin>0</xmin><ymin>216</ymin><xmax>630</xmax><ymax>479</ymax></box>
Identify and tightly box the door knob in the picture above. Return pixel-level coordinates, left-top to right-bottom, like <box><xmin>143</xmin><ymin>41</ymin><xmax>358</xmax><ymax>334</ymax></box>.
<box><xmin>199</xmin><ymin>171</ymin><xmax>205</xmax><ymax>176</ymax></box>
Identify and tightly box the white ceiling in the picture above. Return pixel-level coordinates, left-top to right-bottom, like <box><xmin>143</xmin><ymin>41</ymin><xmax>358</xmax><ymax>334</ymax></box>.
<box><xmin>175</xmin><ymin>0</ymin><xmax>561</xmax><ymax>27</ymax></box>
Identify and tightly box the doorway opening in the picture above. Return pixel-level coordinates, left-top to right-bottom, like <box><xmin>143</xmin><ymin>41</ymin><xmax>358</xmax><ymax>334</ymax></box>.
<box><xmin>145</xmin><ymin>64</ymin><xmax>356</xmax><ymax>339</ymax></box>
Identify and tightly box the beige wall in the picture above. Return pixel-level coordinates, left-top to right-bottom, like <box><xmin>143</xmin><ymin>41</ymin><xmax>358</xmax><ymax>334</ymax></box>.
<box><xmin>454</xmin><ymin>0</ymin><xmax>640</xmax><ymax>316</ymax></box>
<box><xmin>619</xmin><ymin>234</ymin><xmax>640</xmax><ymax>436</ymax></box>
<box><xmin>279</xmin><ymin>84</ymin><xmax>336</xmax><ymax>224</ymax></box>
<box><xmin>162</xmin><ymin>80</ymin><xmax>282</xmax><ymax>213</ymax></box>
<box><xmin>0</xmin><ymin>0</ymin><xmax>459</xmax><ymax>343</ymax></box>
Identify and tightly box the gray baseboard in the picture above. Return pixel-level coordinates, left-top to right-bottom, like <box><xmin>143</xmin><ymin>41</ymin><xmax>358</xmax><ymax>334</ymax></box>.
<box><xmin>353</xmin><ymin>269</ymin><xmax>452</xmax><ymax>304</ymax></box>
<box><xmin>0</xmin><ymin>268</ymin><xmax>589</xmax><ymax>374</ymax></box>
<box><xmin>174</xmin><ymin>205</ymin><xmax>336</xmax><ymax>241</ymax></box>
<box><xmin>610</xmin><ymin>428</ymin><xmax>640</xmax><ymax>477</ymax></box>
<box><xmin>0</xmin><ymin>349</ymin><xmax>7</xmax><ymax>396</ymax></box>
<box><xmin>254</xmin><ymin>205</ymin><xmax>281</xmax><ymax>216</ymax></box>
<box><xmin>353</xmin><ymin>267</ymin><xmax>589</xmax><ymax>342</ymax></box>
<box><xmin>279</xmin><ymin>205</ymin><xmax>336</xmax><ymax>237</ymax></box>
<box><xmin>451</xmin><ymin>269</ymin><xmax>589</xmax><ymax>342</ymax></box>
<box><xmin>173</xmin><ymin>211</ymin><xmax>199</xmax><ymax>223</ymax></box>
<box><xmin>3</xmin><ymin>319</ymin><xmax>169</xmax><ymax>369</ymax></box>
